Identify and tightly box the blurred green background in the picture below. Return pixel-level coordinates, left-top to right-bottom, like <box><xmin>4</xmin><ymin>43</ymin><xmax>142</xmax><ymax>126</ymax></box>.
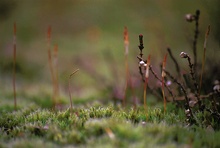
<box><xmin>0</xmin><ymin>0</ymin><xmax>220</xmax><ymax>106</ymax></box>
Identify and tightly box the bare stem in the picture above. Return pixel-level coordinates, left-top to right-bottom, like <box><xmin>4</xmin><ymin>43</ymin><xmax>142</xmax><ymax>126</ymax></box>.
<box><xmin>199</xmin><ymin>25</ymin><xmax>210</xmax><ymax>94</ymax></box>
<box><xmin>149</xmin><ymin>65</ymin><xmax>176</xmax><ymax>102</ymax></box>
<box><xmin>186</xmin><ymin>55</ymin><xmax>201</xmax><ymax>109</ymax></box>
<box><xmin>68</xmin><ymin>69</ymin><xmax>79</xmax><ymax>112</ymax></box>
<box><xmin>193</xmin><ymin>10</ymin><xmax>200</xmax><ymax>73</ymax></box>
<box><xmin>47</xmin><ymin>26</ymin><xmax>56</xmax><ymax>107</ymax></box>
<box><xmin>53</xmin><ymin>44</ymin><xmax>59</xmax><ymax>99</ymax></box>
<box><xmin>13</xmin><ymin>22</ymin><xmax>17</xmax><ymax>111</ymax></box>
<box><xmin>167</xmin><ymin>47</ymin><xmax>181</xmax><ymax>78</ymax></box>
<box><xmin>162</xmin><ymin>53</ymin><xmax>168</xmax><ymax>113</ymax></box>
<box><xmin>144</xmin><ymin>55</ymin><xmax>150</xmax><ymax>120</ymax></box>
<box><xmin>164</xmin><ymin>69</ymin><xmax>194</xmax><ymax>119</ymax></box>
<box><xmin>123</xmin><ymin>27</ymin><xmax>136</xmax><ymax>108</ymax></box>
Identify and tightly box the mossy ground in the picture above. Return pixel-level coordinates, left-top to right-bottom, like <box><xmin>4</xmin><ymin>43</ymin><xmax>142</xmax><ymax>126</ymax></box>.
<box><xmin>1</xmin><ymin>102</ymin><xmax>220</xmax><ymax>148</ymax></box>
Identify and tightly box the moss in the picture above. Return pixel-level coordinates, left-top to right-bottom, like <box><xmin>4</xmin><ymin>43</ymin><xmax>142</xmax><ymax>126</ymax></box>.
<box><xmin>0</xmin><ymin>104</ymin><xmax>220</xmax><ymax>147</ymax></box>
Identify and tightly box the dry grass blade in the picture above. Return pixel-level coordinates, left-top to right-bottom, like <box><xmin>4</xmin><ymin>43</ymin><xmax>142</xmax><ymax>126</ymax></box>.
<box><xmin>68</xmin><ymin>69</ymin><xmax>79</xmax><ymax>112</ymax></box>
<box><xmin>199</xmin><ymin>25</ymin><xmax>210</xmax><ymax>94</ymax></box>
<box><xmin>105</xmin><ymin>128</ymin><xmax>115</xmax><ymax>139</ymax></box>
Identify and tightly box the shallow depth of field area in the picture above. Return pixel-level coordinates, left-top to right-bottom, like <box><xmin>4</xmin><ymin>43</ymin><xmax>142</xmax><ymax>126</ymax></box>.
<box><xmin>1</xmin><ymin>0</ymin><xmax>220</xmax><ymax>147</ymax></box>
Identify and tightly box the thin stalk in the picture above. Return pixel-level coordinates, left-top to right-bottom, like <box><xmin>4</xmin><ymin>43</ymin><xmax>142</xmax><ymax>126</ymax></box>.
<box><xmin>149</xmin><ymin>65</ymin><xmax>176</xmax><ymax>102</ymax></box>
<box><xmin>123</xmin><ymin>54</ymin><xmax>128</xmax><ymax>107</ymax></box>
<box><xmin>123</xmin><ymin>27</ymin><xmax>136</xmax><ymax>108</ymax></box>
<box><xmin>167</xmin><ymin>47</ymin><xmax>181</xmax><ymax>78</ymax></box>
<box><xmin>162</xmin><ymin>53</ymin><xmax>168</xmax><ymax>113</ymax></box>
<box><xmin>199</xmin><ymin>25</ymin><xmax>210</xmax><ymax>94</ymax></box>
<box><xmin>164</xmin><ymin>69</ymin><xmax>194</xmax><ymax>119</ymax></box>
<box><xmin>53</xmin><ymin>44</ymin><xmax>59</xmax><ymax>99</ymax></box>
<box><xmin>123</xmin><ymin>26</ymin><xmax>129</xmax><ymax>107</ymax></box>
<box><xmin>47</xmin><ymin>26</ymin><xmax>56</xmax><ymax>107</ymax></box>
<box><xmin>137</xmin><ymin>34</ymin><xmax>145</xmax><ymax>82</ymax></box>
<box><xmin>13</xmin><ymin>22</ymin><xmax>17</xmax><ymax>111</ymax></box>
<box><xmin>193</xmin><ymin>10</ymin><xmax>200</xmax><ymax>73</ymax></box>
<box><xmin>68</xmin><ymin>69</ymin><xmax>79</xmax><ymax>112</ymax></box>
<box><xmin>186</xmin><ymin>55</ymin><xmax>201</xmax><ymax>109</ymax></box>
<box><xmin>143</xmin><ymin>55</ymin><xmax>150</xmax><ymax>120</ymax></box>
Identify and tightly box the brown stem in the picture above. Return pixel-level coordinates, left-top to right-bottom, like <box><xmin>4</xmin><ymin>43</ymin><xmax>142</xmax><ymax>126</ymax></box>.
<box><xmin>149</xmin><ymin>66</ymin><xmax>176</xmax><ymax>102</ymax></box>
<box><xmin>199</xmin><ymin>25</ymin><xmax>210</xmax><ymax>94</ymax></box>
<box><xmin>186</xmin><ymin>55</ymin><xmax>201</xmax><ymax>109</ymax></box>
<box><xmin>167</xmin><ymin>47</ymin><xmax>181</xmax><ymax>78</ymax></box>
<box><xmin>13</xmin><ymin>22</ymin><xmax>17</xmax><ymax>111</ymax></box>
<box><xmin>163</xmin><ymin>69</ymin><xmax>194</xmax><ymax>119</ymax></box>
<box><xmin>53</xmin><ymin>44</ymin><xmax>59</xmax><ymax>99</ymax></box>
<box><xmin>68</xmin><ymin>69</ymin><xmax>79</xmax><ymax>112</ymax></box>
<box><xmin>193</xmin><ymin>10</ymin><xmax>200</xmax><ymax>73</ymax></box>
<box><xmin>47</xmin><ymin>26</ymin><xmax>56</xmax><ymax>107</ymax></box>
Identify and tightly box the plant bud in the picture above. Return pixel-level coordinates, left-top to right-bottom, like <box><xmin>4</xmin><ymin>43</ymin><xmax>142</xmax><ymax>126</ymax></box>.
<box><xmin>185</xmin><ymin>109</ymin><xmax>190</xmax><ymax>114</ymax></box>
<box><xmin>180</xmin><ymin>52</ymin><xmax>188</xmax><ymax>58</ymax></box>
<box><xmin>139</xmin><ymin>61</ymin><xmax>146</xmax><ymax>67</ymax></box>
<box><xmin>185</xmin><ymin>14</ymin><xmax>195</xmax><ymax>22</ymax></box>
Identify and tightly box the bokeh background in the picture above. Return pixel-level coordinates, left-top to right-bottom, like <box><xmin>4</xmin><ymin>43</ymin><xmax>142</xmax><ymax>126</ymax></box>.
<box><xmin>0</xmin><ymin>0</ymin><xmax>220</xmax><ymax>107</ymax></box>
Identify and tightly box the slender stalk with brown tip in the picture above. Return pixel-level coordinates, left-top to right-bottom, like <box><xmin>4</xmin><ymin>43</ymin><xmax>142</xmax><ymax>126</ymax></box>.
<box><xmin>162</xmin><ymin>53</ymin><xmax>168</xmax><ymax>113</ymax></box>
<box><xmin>68</xmin><ymin>69</ymin><xmax>79</xmax><ymax>112</ymax></box>
<box><xmin>143</xmin><ymin>55</ymin><xmax>150</xmax><ymax>120</ymax></box>
<box><xmin>123</xmin><ymin>26</ymin><xmax>129</xmax><ymax>107</ymax></box>
<box><xmin>199</xmin><ymin>25</ymin><xmax>210</xmax><ymax>94</ymax></box>
<box><xmin>47</xmin><ymin>26</ymin><xmax>56</xmax><ymax>106</ymax></box>
<box><xmin>13</xmin><ymin>22</ymin><xmax>17</xmax><ymax>111</ymax></box>
<box><xmin>123</xmin><ymin>26</ymin><xmax>136</xmax><ymax>108</ymax></box>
